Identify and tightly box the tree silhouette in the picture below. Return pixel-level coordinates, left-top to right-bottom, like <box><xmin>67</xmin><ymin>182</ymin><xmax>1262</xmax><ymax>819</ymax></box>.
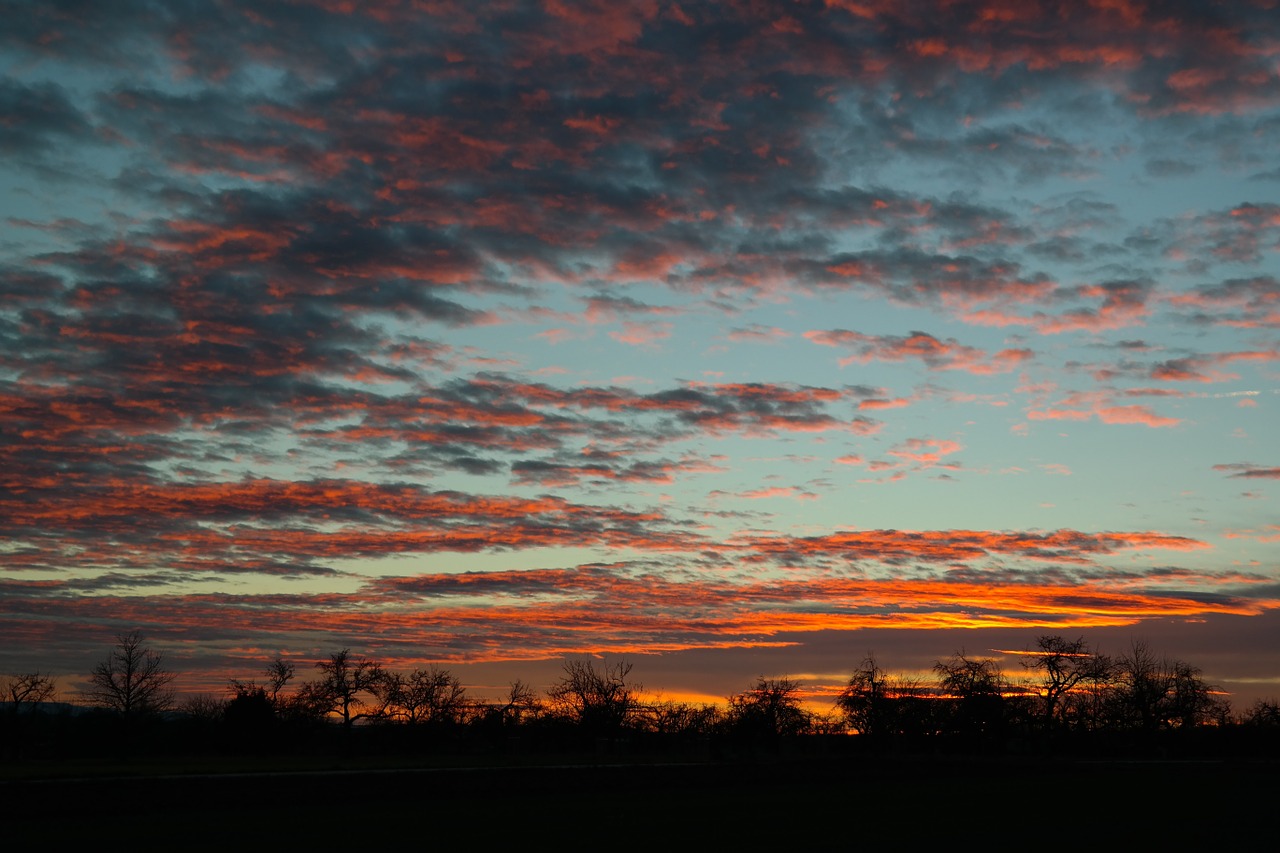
<box><xmin>489</xmin><ymin>679</ymin><xmax>542</xmax><ymax>727</ymax></box>
<box><xmin>836</xmin><ymin>655</ymin><xmax>891</xmax><ymax>737</ymax></box>
<box><xmin>1137</xmin><ymin>643</ymin><xmax>1218</xmax><ymax>730</ymax></box>
<box><xmin>835</xmin><ymin>655</ymin><xmax>934</xmax><ymax>739</ymax></box>
<box><xmin>547</xmin><ymin>659</ymin><xmax>638</xmax><ymax>735</ymax></box>
<box><xmin>375</xmin><ymin>666</ymin><xmax>467</xmax><ymax>725</ymax></box>
<box><xmin>2</xmin><ymin>670</ymin><xmax>60</xmax><ymax>761</ymax></box>
<box><xmin>225</xmin><ymin>685</ymin><xmax>276</xmax><ymax>733</ymax></box>
<box><xmin>263</xmin><ymin>657</ymin><xmax>296</xmax><ymax>709</ymax></box>
<box><xmin>4</xmin><ymin>671</ymin><xmax>57</xmax><ymax>710</ymax></box>
<box><xmin>726</xmin><ymin>676</ymin><xmax>811</xmax><ymax>739</ymax></box>
<box><xmin>1105</xmin><ymin>640</ymin><xmax>1218</xmax><ymax>732</ymax></box>
<box><xmin>1165</xmin><ymin>659</ymin><xmax>1219</xmax><ymax>728</ymax></box>
<box><xmin>1022</xmin><ymin>635</ymin><xmax>1115</xmax><ymax>731</ymax></box>
<box><xmin>1244</xmin><ymin>699</ymin><xmax>1280</xmax><ymax>728</ymax></box>
<box><xmin>1114</xmin><ymin>640</ymin><xmax>1165</xmax><ymax>732</ymax></box>
<box><xmin>180</xmin><ymin>693</ymin><xmax>226</xmax><ymax>721</ymax></box>
<box><xmin>645</xmin><ymin>698</ymin><xmax>721</xmax><ymax>737</ymax></box>
<box><xmin>230</xmin><ymin>656</ymin><xmax>298</xmax><ymax>718</ymax></box>
<box><xmin>935</xmin><ymin>651</ymin><xmax>1005</xmax><ymax>738</ymax></box>
<box><xmin>12</xmin><ymin>632</ymin><xmax>1248</xmax><ymax>764</ymax></box>
<box><xmin>298</xmin><ymin>649</ymin><xmax>386</xmax><ymax>728</ymax></box>
<box><xmin>83</xmin><ymin>631</ymin><xmax>176</xmax><ymax>717</ymax></box>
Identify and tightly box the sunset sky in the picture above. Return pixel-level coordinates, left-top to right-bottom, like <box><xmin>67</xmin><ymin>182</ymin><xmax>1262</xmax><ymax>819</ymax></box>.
<box><xmin>3</xmin><ymin>0</ymin><xmax>1278</xmax><ymax>709</ymax></box>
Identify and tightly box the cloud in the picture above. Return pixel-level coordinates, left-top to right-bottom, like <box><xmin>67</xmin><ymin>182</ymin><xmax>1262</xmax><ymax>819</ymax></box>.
<box><xmin>734</xmin><ymin>528</ymin><xmax>1210</xmax><ymax>566</ymax></box>
<box><xmin>1166</xmin><ymin>276</ymin><xmax>1280</xmax><ymax>328</ymax></box>
<box><xmin>1144</xmin><ymin>204</ymin><xmax>1280</xmax><ymax>267</ymax></box>
<box><xmin>732</xmin><ymin>486</ymin><xmax>819</xmax><ymax>501</ymax></box>
<box><xmin>609</xmin><ymin>321</ymin><xmax>674</xmax><ymax>347</ymax></box>
<box><xmin>858</xmin><ymin>397</ymin><xmax>911</xmax><ymax>410</ymax></box>
<box><xmin>806</xmin><ymin>329</ymin><xmax>1034</xmax><ymax>374</ymax></box>
<box><xmin>510</xmin><ymin>451</ymin><xmax>727</xmax><ymax>487</ymax></box>
<box><xmin>0</xmin><ymin>78</ymin><xmax>95</xmax><ymax>160</ymax></box>
<box><xmin>0</xmin><ymin>477</ymin><xmax>703</xmax><ymax>575</ymax></box>
<box><xmin>1148</xmin><ymin>349</ymin><xmax>1280</xmax><ymax>383</ymax></box>
<box><xmin>1213</xmin><ymin>464</ymin><xmax>1280</xmax><ymax>480</ymax></box>
<box><xmin>727</xmin><ymin>324</ymin><xmax>791</xmax><ymax>343</ymax></box>
<box><xmin>964</xmin><ymin>280</ymin><xmax>1153</xmax><ymax>334</ymax></box>
<box><xmin>847</xmin><ymin>436</ymin><xmax>965</xmax><ymax>483</ymax></box>
<box><xmin>887</xmin><ymin>438</ymin><xmax>962</xmax><ymax>464</ymax></box>
<box><xmin>1026</xmin><ymin>392</ymin><xmax>1181</xmax><ymax>428</ymax></box>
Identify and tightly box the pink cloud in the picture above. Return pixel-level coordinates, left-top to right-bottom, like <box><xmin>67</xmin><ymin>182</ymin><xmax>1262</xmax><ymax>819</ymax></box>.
<box><xmin>536</xmin><ymin>327</ymin><xmax>575</xmax><ymax>344</ymax></box>
<box><xmin>888</xmin><ymin>438</ymin><xmax>963</xmax><ymax>464</ymax></box>
<box><xmin>805</xmin><ymin>329</ymin><xmax>1033</xmax><ymax>374</ymax></box>
<box><xmin>1096</xmin><ymin>405</ymin><xmax>1181</xmax><ymax>427</ymax></box>
<box><xmin>727</xmin><ymin>324</ymin><xmax>791</xmax><ymax>343</ymax></box>
<box><xmin>1027</xmin><ymin>392</ymin><xmax>1181</xmax><ymax>428</ymax></box>
<box><xmin>610</xmin><ymin>321</ymin><xmax>673</xmax><ymax>347</ymax></box>
<box><xmin>737</xmin><ymin>486</ymin><xmax>818</xmax><ymax>500</ymax></box>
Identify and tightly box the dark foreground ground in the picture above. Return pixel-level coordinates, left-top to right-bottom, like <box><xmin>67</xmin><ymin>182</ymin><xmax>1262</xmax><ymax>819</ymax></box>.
<box><xmin>4</xmin><ymin>754</ymin><xmax>1277</xmax><ymax>847</ymax></box>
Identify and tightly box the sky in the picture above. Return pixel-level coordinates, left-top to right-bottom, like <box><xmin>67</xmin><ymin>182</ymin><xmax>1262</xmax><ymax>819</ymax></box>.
<box><xmin>2</xmin><ymin>0</ymin><xmax>1279</xmax><ymax>711</ymax></box>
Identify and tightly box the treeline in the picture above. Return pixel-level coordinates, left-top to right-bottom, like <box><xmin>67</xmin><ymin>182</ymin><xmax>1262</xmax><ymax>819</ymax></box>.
<box><xmin>4</xmin><ymin>633</ymin><xmax>1280</xmax><ymax>763</ymax></box>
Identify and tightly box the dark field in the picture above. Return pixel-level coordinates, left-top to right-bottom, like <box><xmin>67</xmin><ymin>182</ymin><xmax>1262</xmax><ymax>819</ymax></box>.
<box><xmin>6</xmin><ymin>755</ymin><xmax>1275</xmax><ymax>847</ymax></box>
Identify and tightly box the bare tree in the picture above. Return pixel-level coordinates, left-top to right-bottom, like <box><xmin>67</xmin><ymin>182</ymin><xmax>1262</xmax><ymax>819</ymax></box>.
<box><xmin>1243</xmin><ymin>699</ymin><xmax>1280</xmax><ymax>728</ymax></box>
<box><xmin>726</xmin><ymin>676</ymin><xmax>812</xmax><ymax>738</ymax></box>
<box><xmin>264</xmin><ymin>657</ymin><xmax>295</xmax><ymax>708</ymax></box>
<box><xmin>1109</xmin><ymin>640</ymin><xmax>1218</xmax><ymax>732</ymax></box>
<box><xmin>181</xmin><ymin>693</ymin><xmax>226</xmax><ymax>721</ymax></box>
<box><xmin>230</xmin><ymin>656</ymin><xmax>297</xmax><ymax>714</ymax></box>
<box><xmin>835</xmin><ymin>656</ymin><xmax>936</xmax><ymax>739</ymax></box>
<box><xmin>936</xmin><ymin>651</ymin><xmax>1004</xmax><ymax>698</ymax></box>
<box><xmin>935</xmin><ymin>650</ymin><xmax>1006</xmax><ymax>737</ymax></box>
<box><xmin>644</xmin><ymin>698</ymin><xmax>722</xmax><ymax>736</ymax></box>
<box><xmin>470</xmin><ymin>679</ymin><xmax>543</xmax><ymax>730</ymax></box>
<box><xmin>298</xmin><ymin>649</ymin><xmax>386</xmax><ymax>728</ymax></box>
<box><xmin>1112</xmin><ymin>640</ymin><xmax>1165</xmax><ymax>731</ymax></box>
<box><xmin>496</xmin><ymin>679</ymin><xmax>542</xmax><ymax>725</ymax></box>
<box><xmin>547</xmin><ymin>659</ymin><xmax>638</xmax><ymax>734</ymax></box>
<box><xmin>1022</xmin><ymin>635</ymin><xmax>1115</xmax><ymax>730</ymax></box>
<box><xmin>4</xmin><ymin>671</ymin><xmax>57</xmax><ymax>710</ymax></box>
<box><xmin>83</xmin><ymin>631</ymin><xmax>177</xmax><ymax>717</ymax></box>
<box><xmin>836</xmin><ymin>655</ymin><xmax>891</xmax><ymax>737</ymax></box>
<box><xmin>376</xmin><ymin>666</ymin><xmax>467</xmax><ymax>725</ymax></box>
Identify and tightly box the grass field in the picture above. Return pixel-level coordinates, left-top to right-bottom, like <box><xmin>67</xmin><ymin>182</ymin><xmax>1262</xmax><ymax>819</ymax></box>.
<box><xmin>5</xmin><ymin>754</ymin><xmax>1275</xmax><ymax>847</ymax></box>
